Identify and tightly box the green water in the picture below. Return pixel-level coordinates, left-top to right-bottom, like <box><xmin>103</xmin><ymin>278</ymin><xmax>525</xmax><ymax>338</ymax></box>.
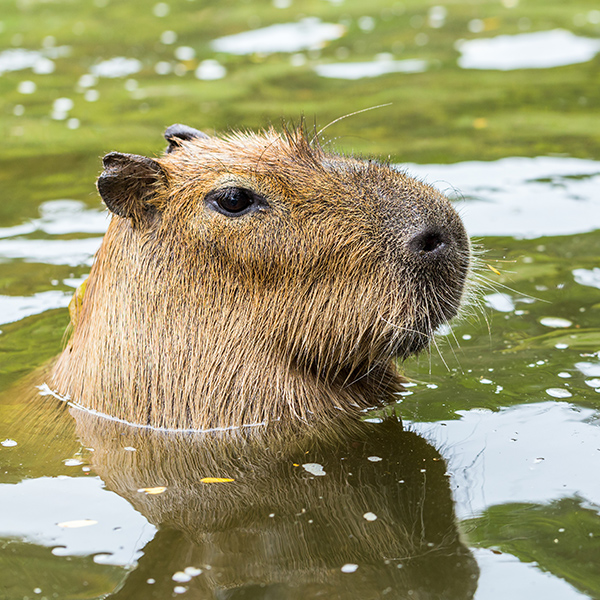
<box><xmin>2</xmin><ymin>0</ymin><xmax>600</xmax><ymax>598</ymax></box>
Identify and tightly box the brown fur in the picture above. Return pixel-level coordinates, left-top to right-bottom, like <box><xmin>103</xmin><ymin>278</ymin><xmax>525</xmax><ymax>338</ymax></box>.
<box><xmin>51</xmin><ymin>125</ymin><xmax>470</xmax><ymax>430</ymax></box>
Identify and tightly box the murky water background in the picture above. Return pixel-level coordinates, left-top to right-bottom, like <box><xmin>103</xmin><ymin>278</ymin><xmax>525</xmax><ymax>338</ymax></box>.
<box><xmin>2</xmin><ymin>1</ymin><xmax>600</xmax><ymax>598</ymax></box>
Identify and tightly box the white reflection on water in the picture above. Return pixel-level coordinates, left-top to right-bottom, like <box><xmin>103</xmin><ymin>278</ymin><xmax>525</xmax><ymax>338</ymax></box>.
<box><xmin>0</xmin><ymin>200</ymin><xmax>108</xmax><ymax>238</ymax></box>
<box><xmin>90</xmin><ymin>57</ymin><xmax>143</xmax><ymax>78</ymax></box>
<box><xmin>314</xmin><ymin>57</ymin><xmax>427</xmax><ymax>79</ymax></box>
<box><xmin>456</xmin><ymin>29</ymin><xmax>600</xmax><ymax>70</ymax></box>
<box><xmin>0</xmin><ymin>237</ymin><xmax>102</xmax><ymax>266</ymax></box>
<box><xmin>0</xmin><ymin>46</ymin><xmax>70</xmax><ymax>75</ymax></box>
<box><xmin>473</xmin><ymin>548</ymin><xmax>587</xmax><ymax>600</ymax></box>
<box><xmin>211</xmin><ymin>18</ymin><xmax>346</xmax><ymax>55</ymax></box>
<box><xmin>0</xmin><ymin>290</ymin><xmax>72</xmax><ymax>325</ymax></box>
<box><xmin>0</xmin><ymin>476</ymin><xmax>156</xmax><ymax>566</ymax></box>
<box><xmin>413</xmin><ymin>402</ymin><xmax>600</xmax><ymax>520</ymax></box>
<box><xmin>403</xmin><ymin>156</ymin><xmax>600</xmax><ymax>238</ymax></box>
<box><xmin>0</xmin><ymin>199</ymin><xmax>106</xmax><ymax>268</ymax></box>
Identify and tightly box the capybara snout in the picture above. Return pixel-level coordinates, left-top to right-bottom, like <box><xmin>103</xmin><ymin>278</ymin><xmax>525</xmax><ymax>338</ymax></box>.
<box><xmin>52</xmin><ymin>123</ymin><xmax>470</xmax><ymax>430</ymax></box>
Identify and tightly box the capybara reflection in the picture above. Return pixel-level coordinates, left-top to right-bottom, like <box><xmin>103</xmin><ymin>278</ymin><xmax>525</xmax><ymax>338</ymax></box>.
<box><xmin>52</xmin><ymin>124</ymin><xmax>470</xmax><ymax>429</ymax></box>
<box><xmin>70</xmin><ymin>410</ymin><xmax>479</xmax><ymax>600</ymax></box>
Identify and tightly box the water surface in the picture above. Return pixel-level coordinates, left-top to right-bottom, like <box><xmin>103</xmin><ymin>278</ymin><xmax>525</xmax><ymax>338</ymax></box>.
<box><xmin>1</xmin><ymin>1</ymin><xmax>600</xmax><ymax>599</ymax></box>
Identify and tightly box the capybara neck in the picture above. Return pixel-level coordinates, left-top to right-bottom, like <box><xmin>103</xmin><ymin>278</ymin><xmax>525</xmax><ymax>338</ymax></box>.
<box><xmin>51</xmin><ymin>124</ymin><xmax>470</xmax><ymax>430</ymax></box>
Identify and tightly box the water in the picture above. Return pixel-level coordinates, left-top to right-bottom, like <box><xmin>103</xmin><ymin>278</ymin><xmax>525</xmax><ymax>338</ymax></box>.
<box><xmin>2</xmin><ymin>0</ymin><xmax>600</xmax><ymax>598</ymax></box>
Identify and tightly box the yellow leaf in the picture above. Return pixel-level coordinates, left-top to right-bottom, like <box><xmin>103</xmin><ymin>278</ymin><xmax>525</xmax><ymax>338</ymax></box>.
<box><xmin>200</xmin><ymin>477</ymin><xmax>234</xmax><ymax>484</ymax></box>
<box><xmin>68</xmin><ymin>278</ymin><xmax>88</xmax><ymax>330</ymax></box>
<box><xmin>57</xmin><ymin>519</ymin><xmax>98</xmax><ymax>528</ymax></box>
<box><xmin>137</xmin><ymin>486</ymin><xmax>167</xmax><ymax>495</ymax></box>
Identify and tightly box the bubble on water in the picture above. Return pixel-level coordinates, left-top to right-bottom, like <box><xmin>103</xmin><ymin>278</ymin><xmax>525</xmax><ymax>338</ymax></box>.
<box><xmin>558</xmin><ymin>372</ymin><xmax>572</xmax><ymax>378</ymax></box>
<box><xmin>435</xmin><ymin>323</ymin><xmax>452</xmax><ymax>336</ymax></box>
<box><xmin>585</xmin><ymin>379</ymin><xmax>600</xmax><ymax>389</ymax></box>
<box><xmin>462</xmin><ymin>334</ymin><xmax>472</xmax><ymax>340</ymax></box>
<box><xmin>367</xmin><ymin>456</ymin><xmax>382</xmax><ymax>462</ymax></box>
<box><xmin>18</xmin><ymin>80</ymin><xmax>36</xmax><ymax>94</ymax></box>
<box><xmin>172</xmin><ymin>572</ymin><xmax>192</xmax><ymax>583</ymax></box>
<box><xmin>195</xmin><ymin>59</ymin><xmax>226</xmax><ymax>80</ymax></box>
<box><xmin>78</xmin><ymin>74</ymin><xmax>97</xmax><ymax>88</ymax></box>
<box><xmin>341</xmin><ymin>563</ymin><xmax>358</xmax><ymax>573</ymax></box>
<box><xmin>147</xmin><ymin>578</ymin><xmax>156</xmax><ymax>584</ymax></box>
<box><xmin>184</xmin><ymin>566</ymin><xmax>202</xmax><ymax>577</ymax></box>
<box><xmin>124</xmin><ymin>78</ymin><xmax>138</xmax><ymax>91</ymax></box>
<box><xmin>161</xmin><ymin>30</ymin><xmax>177</xmax><ymax>44</ymax></box>
<box><xmin>468</xmin><ymin>19</ymin><xmax>485</xmax><ymax>33</ymax></box>
<box><xmin>428</xmin><ymin>6</ymin><xmax>447</xmax><ymax>28</ymax></box>
<box><xmin>1</xmin><ymin>439</ymin><xmax>17</xmax><ymax>447</ymax></box>
<box><xmin>302</xmin><ymin>462</ymin><xmax>326</xmax><ymax>476</ymax></box>
<box><xmin>485</xmin><ymin>293</ymin><xmax>515</xmax><ymax>312</ymax></box>
<box><xmin>33</xmin><ymin>57</ymin><xmax>55</xmax><ymax>74</ymax></box>
<box><xmin>64</xmin><ymin>458</ymin><xmax>83</xmax><ymax>466</ymax></box>
<box><xmin>540</xmin><ymin>317</ymin><xmax>572</xmax><ymax>328</ymax></box>
<box><xmin>153</xmin><ymin>2</ymin><xmax>170</xmax><ymax>17</ymax></box>
<box><xmin>555</xmin><ymin>343</ymin><xmax>569</xmax><ymax>349</ymax></box>
<box><xmin>53</xmin><ymin>97</ymin><xmax>74</xmax><ymax>112</ymax></box>
<box><xmin>358</xmin><ymin>16</ymin><xmax>376</xmax><ymax>32</ymax></box>
<box><xmin>290</xmin><ymin>53</ymin><xmax>306</xmax><ymax>67</ymax></box>
<box><xmin>479</xmin><ymin>378</ymin><xmax>493</xmax><ymax>384</ymax></box>
<box><xmin>175</xmin><ymin>46</ymin><xmax>195</xmax><ymax>61</ymax></box>
<box><xmin>363</xmin><ymin>512</ymin><xmax>378</xmax><ymax>521</ymax></box>
<box><xmin>173</xmin><ymin>586</ymin><xmax>188</xmax><ymax>594</ymax></box>
<box><xmin>155</xmin><ymin>61</ymin><xmax>172</xmax><ymax>75</ymax></box>
<box><xmin>84</xmin><ymin>89</ymin><xmax>99</xmax><ymax>101</ymax></box>
<box><xmin>546</xmin><ymin>388</ymin><xmax>573</xmax><ymax>399</ymax></box>
<box><xmin>67</xmin><ymin>118</ymin><xmax>80</xmax><ymax>130</ymax></box>
<box><xmin>91</xmin><ymin>57</ymin><xmax>142</xmax><ymax>78</ymax></box>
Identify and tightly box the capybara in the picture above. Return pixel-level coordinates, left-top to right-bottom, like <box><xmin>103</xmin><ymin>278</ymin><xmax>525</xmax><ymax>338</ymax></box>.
<box><xmin>51</xmin><ymin>124</ymin><xmax>470</xmax><ymax>430</ymax></box>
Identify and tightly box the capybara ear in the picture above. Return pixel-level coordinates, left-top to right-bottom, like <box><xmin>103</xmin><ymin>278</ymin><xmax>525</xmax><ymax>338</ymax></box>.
<box><xmin>164</xmin><ymin>123</ymin><xmax>208</xmax><ymax>153</ymax></box>
<box><xmin>97</xmin><ymin>152</ymin><xmax>166</xmax><ymax>221</ymax></box>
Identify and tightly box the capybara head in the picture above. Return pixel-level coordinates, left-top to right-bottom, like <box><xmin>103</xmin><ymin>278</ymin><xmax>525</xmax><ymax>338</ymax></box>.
<box><xmin>51</xmin><ymin>124</ymin><xmax>470</xmax><ymax>430</ymax></box>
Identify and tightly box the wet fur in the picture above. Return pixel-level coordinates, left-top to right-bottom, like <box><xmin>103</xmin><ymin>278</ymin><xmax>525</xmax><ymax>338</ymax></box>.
<box><xmin>52</xmin><ymin>126</ymin><xmax>470</xmax><ymax>430</ymax></box>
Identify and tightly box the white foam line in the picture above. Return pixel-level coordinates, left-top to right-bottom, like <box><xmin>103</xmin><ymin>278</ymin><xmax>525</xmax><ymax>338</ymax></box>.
<box><xmin>37</xmin><ymin>383</ymin><xmax>270</xmax><ymax>434</ymax></box>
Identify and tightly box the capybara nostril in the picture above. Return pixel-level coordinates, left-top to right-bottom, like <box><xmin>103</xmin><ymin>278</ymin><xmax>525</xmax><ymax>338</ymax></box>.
<box><xmin>408</xmin><ymin>227</ymin><xmax>450</xmax><ymax>255</ymax></box>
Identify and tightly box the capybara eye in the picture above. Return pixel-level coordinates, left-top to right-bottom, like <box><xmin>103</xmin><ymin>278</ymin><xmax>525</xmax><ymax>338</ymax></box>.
<box><xmin>205</xmin><ymin>187</ymin><xmax>264</xmax><ymax>216</ymax></box>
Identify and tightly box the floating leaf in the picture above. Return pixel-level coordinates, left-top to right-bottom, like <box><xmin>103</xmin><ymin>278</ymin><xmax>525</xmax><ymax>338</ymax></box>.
<box><xmin>57</xmin><ymin>519</ymin><xmax>97</xmax><ymax>528</ymax></box>
<box><xmin>68</xmin><ymin>277</ymin><xmax>88</xmax><ymax>330</ymax></box>
<box><xmin>137</xmin><ymin>486</ymin><xmax>167</xmax><ymax>494</ymax></box>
